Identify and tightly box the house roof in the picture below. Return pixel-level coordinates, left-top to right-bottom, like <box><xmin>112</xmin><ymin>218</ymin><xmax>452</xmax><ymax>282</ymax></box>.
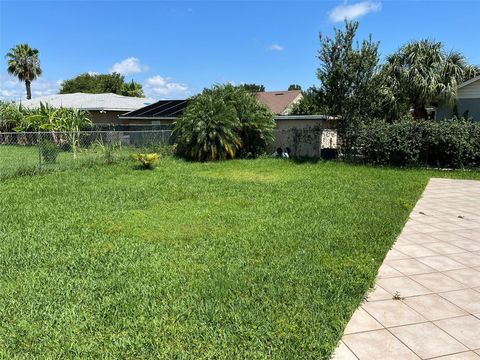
<box><xmin>255</xmin><ymin>90</ymin><xmax>302</xmax><ymax>115</ymax></box>
<box><xmin>20</xmin><ymin>93</ymin><xmax>154</xmax><ymax>112</ymax></box>
<box><xmin>458</xmin><ymin>75</ymin><xmax>480</xmax><ymax>89</ymax></box>
<box><xmin>120</xmin><ymin>99</ymin><xmax>190</xmax><ymax>119</ymax></box>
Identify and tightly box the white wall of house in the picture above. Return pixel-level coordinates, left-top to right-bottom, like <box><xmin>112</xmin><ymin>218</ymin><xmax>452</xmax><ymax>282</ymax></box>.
<box><xmin>459</xmin><ymin>77</ymin><xmax>480</xmax><ymax>98</ymax></box>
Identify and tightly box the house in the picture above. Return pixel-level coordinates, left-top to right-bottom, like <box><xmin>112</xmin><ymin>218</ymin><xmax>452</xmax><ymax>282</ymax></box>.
<box><xmin>120</xmin><ymin>89</ymin><xmax>336</xmax><ymax>130</ymax></box>
<box><xmin>436</xmin><ymin>75</ymin><xmax>480</xmax><ymax>120</ymax></box>
<box><xmin>119</xmin><ymin>90</ymin><xmax>337</xmax><ymax>157</ymax></box>
<box><xmin>20</xmin><ymin>93</ymin><xmax>154</xmax><ymax>124</ymax></box>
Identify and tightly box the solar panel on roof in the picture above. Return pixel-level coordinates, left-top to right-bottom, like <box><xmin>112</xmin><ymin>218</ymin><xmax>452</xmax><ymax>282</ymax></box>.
<box><xmin>122</xmin><ymin>99</ymin><xmax>190</xmax><ymax>118</ymax></box>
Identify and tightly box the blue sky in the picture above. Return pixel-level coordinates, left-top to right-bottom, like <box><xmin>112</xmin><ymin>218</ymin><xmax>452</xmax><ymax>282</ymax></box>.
<box><xmin>1</xmin><ymin>0</ymin><xmax>479</xmax><ymax>100</ymax></box>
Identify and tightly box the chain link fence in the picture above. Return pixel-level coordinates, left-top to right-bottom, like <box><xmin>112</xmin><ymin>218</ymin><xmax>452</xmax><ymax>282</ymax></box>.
<box><xmin>0</xmin><ymin>128</ymin><xmax>340</xmax><ymax>179</ymax></box>
<box><xmin>0</xmin><ymin>130</ymin><xmax>172</xmax><ymax>179</ymax></box>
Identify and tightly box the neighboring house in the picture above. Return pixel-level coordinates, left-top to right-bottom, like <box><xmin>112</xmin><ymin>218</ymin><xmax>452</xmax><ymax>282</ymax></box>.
<box><xmin>120</xmin><ymin>90</ymin><xmax>337</xmax><ymax>157</ymax></box>
<box><xmin>120</xmin><ymin>89</ymin><xmax>336</xmax><ymax>129</ymax></box>
<box><xmin>20</xmin><ymin>93</ymin><xmax>154</xmax><ymax>124</ymax></box>
<box><xmin>119</xmin><ymin>100</ymin><xmax>189</xmax><ymax>127</ymax></box>
<box><xmin>436</xmin><ymin>75</ymin><xmax>480</xmax><ymax>120</ymax></box>
<box><xmin>255</xmin><ymin>90</ymin><xmax>303</xmax><ymax>115</ymax></box>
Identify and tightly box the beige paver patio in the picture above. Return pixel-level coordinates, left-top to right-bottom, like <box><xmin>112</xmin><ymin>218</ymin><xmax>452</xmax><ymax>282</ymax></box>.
<box><xmin>332</xmin><ymin>178</ymin><xmax>480</xmax><ymax>360</ymax></box>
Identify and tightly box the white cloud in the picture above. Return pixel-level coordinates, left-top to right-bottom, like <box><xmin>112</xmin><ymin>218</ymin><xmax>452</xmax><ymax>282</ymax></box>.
<box><xmin>144</xmin><ymin>75</ymin><xmax>189</xmax><ymax>98</ymax></box>
<box><xmin>110</xmin><ymin>57</ymin><xmax>149</xmax><ymax>75</ymax></box>
<box><xmin>0</xmin><ymin>74</ymin><xmax>60</xmax><ymax>101</ymax></box>
<box><xmin>329</xmin><ymin>1</ymin><xmax>381</xmax><ymax>22</ymax></box>
<box><xmin>267</xmin><ymin>44</ymin><xmax>285</xmax><ymax>52</ymax></box>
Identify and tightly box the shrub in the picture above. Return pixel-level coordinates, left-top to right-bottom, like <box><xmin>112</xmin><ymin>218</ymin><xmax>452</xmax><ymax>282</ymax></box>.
<box><xmin>173</xmin><ymin>84</ymin><xmax>274</xmax><ymax>161</ymax></box>
<box><xmin>40</xmin><ymin>140</ymin><xmax>60</xmax><ymax>163</ymax></box>
<box><xmin>132</xmin><ymin>153</ymin><xmax>160</xmax><ymax>169</ymax></box>
<box><xmin>355</xmin><ymin>117</ymin><xmax>480</xmax><ymax>168</ymax></box>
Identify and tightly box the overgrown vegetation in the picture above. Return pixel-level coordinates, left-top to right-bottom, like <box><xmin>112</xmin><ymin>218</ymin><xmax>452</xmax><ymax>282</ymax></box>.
<box><xmin>0</xmin><ymin>101</ymin><xmax>92</xmax><ymax>132</ymax></box>
<box><xmin>355</xmin><ymin>117</ymin><xmax>480</xmax><ymax>168</ymax></box>
<box><xmin>173</xmin><ymin>84</ymin><xmax>275</xmax><ymax>161</ymax></box>
<box><xmin>2</xmin><ymin>158</ymin><xmax>479</xmax><ymax>358</ymax></box>
<box><xmin>59</xmin><ymin>72</ymin><xmax>145</xmax><ymax>97</ymax></box>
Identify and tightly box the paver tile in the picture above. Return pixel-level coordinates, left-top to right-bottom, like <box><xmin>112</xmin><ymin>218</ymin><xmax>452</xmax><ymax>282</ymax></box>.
<box><xmin>386</xmin><ymin>258</ymin><xmax>436</xmax><ymax>276</ymax></box>
<box><xmin>448</xmin><ymin>252</ymin><xmax>480</xmax><ymax>267</ymax></box>
<box><xmin>402</xmin><ymin>233</ymin><xmax>440</xmax><ymax>244</ymax></box>
<box><xmin>453</xmin><ymin>240</ymin><xmax>480</xmax><ymax>252</ymax></box>
<box><xmin>410</xmin><ymin>272</ymin><xmax>466</xmax><ymax>293</ymax></box>
<box><xmin>377</xmin><ymin>264</ymin><xmax>403</xmax><ymax>279</ymax></box>
<box><xmin>433</xmin><ymin>351</ymin><xmax>480</xmax><ymax>359</ymax></box>
<box><xmin>361</xmin><ymin>299</ymin><xmax>425</xmax><ymax>327</ymax></box>
<box><xmin>439</xmin><ymin>289</ymin><xmax>480</xmax><ymax>314</ymax></box>
<box><xmin>377</xmin><ymin>276</ymin><xmax>432</xmax><ymax>298</ymax></box>
<box><xmin>365</xmin><ymin>286</ymin><xmax>392</xmax><ymax>302</ymax></box>
<box><xmin>384</xmin><ymin>249</ymin><xmax>410</xmax><ymax>261</ymax></box>
<box><xmin>422</xmin><ymin>242</ymin><xmax>466</xmax><ymax>255</ymax></box>
<box><xmin>417</xmin><ymin>255</ymin><xmax>466</xmax><ymax>271</ymax></box>
<box><xmin>394</xmin><ymin>244</ymin><xmax>439</xmax><ymax>257</ymax></box>
<box><xmin>331</xmin><ymin>341</ymin><xmax>358</xmax><ymax>360</ymax></box>
<box><xmin>435</xmin><ymin>316</ymin><xmax>480</xmax><ymax>350</ymax></box>
<box><xmin>444</xmin><ymin>268</ymin><xmax>480</xmax><ymax>288</ymax></box>
<box><xmin>390</xmin><ymin>322</ymin><xmax>467</xmax><ymax>359</ymax></box>
<box><xmin>403</xmin><ymin>294</ymin><xmax>467</xmax><ymax>321</ymax></box>
<box><xmin>343</xmin><ymin>329</ymin><xmax>419</xmax><ymax>360</ymax></box>
<box><xmin>343</xmin><ymin>307</ymin><xmax>383</xmax><ymax>334</ymax></box>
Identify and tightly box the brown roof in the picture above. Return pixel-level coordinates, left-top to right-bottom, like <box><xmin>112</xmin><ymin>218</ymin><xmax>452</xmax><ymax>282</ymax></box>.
<box><xmin>255</xmin><ymin>90</ymin><xmax>302</xmax><ymax>115</ymax></box>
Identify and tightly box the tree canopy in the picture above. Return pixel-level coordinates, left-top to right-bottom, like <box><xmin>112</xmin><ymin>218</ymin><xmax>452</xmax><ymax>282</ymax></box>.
<box><xmin>173</xmin><ymin>84</ymin><xmax>275</xmax><ymax>161</ymax></box>
<box><xmin>6</xmin><ymin>44</ymin><xmax>42</xmax><ymax>100</ymax></box>
<box><xmin>239</xmin><ymin>83</ymin><xmax>265</xmax><ymax>93</ymax></box>
<box><xmin>288</xmin><ymin>84</ymin><xmax>302</xmax><ymax>91</ymax></box>
<box><xmin>59</xmin><ymin>73</ymin><xmax>145</xmax><ymax>97</ymax></box>
<box><xmin>383</xmin><ymin>39</ymin><xmax>479</xmax><ymax>119</ymax></box>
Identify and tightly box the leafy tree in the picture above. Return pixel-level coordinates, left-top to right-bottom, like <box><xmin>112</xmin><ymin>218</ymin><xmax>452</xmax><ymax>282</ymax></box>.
<box><xmin>59</xmin><ymin>73</ymin><xmax>145</xmax><ymax>97</ymax></box>
<box><xmin>6</xmin><ymin>44</ymin><xmax>42</xmax><ymax>100</ymax></box>
<box><xmin>240</xmin><ymin>83</ymin><xmax>265</xmax><ymax>93</ymax></box>
<box><xmin>290</xmin><ymin>87</ymin><xmax>327</xmax><ymax>115</ymax></box>
<box><xmin>316</xmin><ymin>21</ymin><xmax>382</xmax><ymax>154</ymax></box>
<box><xmin>383</xmin><ymin>40</ymin><xmax>479</xmax><ymax>119</ymax></box>
<box><xmin>121</xmin><ymin>80</ymin><xmax>145</xmax><ymax>97</ymax></box>
<box><xmin>173</xmin><ymin>84</ymin><xmax>275</xmax><ymax>161</ymax></box>
<box><xmin>288</xmin><ymin>84</ymin><xmax>302</xmax><ymax>91</ymax></box>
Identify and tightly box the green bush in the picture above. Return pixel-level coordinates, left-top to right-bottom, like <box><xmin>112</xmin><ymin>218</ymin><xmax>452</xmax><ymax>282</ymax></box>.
<box><xmin>40</xmin><ymin>140</ymin><xmax>60</xmax><ymax>164</ymax></box>
<box><xmin>356</xmin><ymin>117</ymin><xmax>480</xmax><ymax>168</ymax></box>
<box><xmin>172</xmin><ymin>84</ymin><xmax>275</xmax><ymax>161</ymax></box>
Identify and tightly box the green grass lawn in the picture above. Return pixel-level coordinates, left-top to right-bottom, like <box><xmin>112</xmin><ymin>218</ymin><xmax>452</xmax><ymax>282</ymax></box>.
<box><xmin>1</xmin><ymin>158</ymin><xmax>479</xmax><ymax>359</ymax></box>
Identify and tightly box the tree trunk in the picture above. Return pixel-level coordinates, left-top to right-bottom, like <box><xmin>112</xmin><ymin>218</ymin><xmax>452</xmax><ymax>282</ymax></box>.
<box><xmin>25</xmin><ymin>80</ymin><xmax>32</xmax><ymax>100</ymax></box>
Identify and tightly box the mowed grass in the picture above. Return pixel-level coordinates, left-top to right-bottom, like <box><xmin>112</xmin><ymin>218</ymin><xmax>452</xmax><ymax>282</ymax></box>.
<box><xmin>1</xmin><ymin>158</ymin><xmax>479</xmax><ymax>359</ymax></box>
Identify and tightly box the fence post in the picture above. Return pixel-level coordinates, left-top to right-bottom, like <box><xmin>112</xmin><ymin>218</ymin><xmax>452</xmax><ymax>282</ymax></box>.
<box><xmin>37</xmin><ymin>131</ymin><xmax>42</xmax><ymax>171</ymax></box>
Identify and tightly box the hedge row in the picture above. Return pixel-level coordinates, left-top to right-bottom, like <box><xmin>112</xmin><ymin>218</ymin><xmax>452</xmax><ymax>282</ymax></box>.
<box><xmin>354</xmin><ymin>118</ymin><xmax>480</xmax><ymax>168</ymax></box>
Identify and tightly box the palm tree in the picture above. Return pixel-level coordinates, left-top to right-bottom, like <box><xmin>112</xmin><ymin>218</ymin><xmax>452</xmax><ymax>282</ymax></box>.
<box><xmin>6</xmin><ymin>44</ymin><xmax>42</xmax><ymax>100</ymax></box>
<box><xmin>383</xmin><ymin>40</ymin><xmax>478</xmax><ymax>119</ymax></box>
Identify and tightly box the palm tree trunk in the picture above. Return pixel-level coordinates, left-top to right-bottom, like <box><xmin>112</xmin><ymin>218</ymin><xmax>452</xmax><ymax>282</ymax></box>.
<box><xmin>25</xmin><ymin>80</ymin><xmax>32</xmax><ymax>100</ymax></box>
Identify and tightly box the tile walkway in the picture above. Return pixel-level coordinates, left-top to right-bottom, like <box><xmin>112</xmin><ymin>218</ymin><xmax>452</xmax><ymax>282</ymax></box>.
<box><xmin>332</xmin><ymin>178</ymin><xmax>480</xmax><ymax>360</ymax></box>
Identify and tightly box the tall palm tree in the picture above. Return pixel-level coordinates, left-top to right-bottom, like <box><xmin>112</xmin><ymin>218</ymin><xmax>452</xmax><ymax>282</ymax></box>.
<box><xmin>383</xmin><ymin>40</ymin><xmax>478</xmax><ymax>119</ymax></box>
<box><xmin>6</xmin><ymin>43</ymin><xmax>42</xmax><ymax>100</ymax></box>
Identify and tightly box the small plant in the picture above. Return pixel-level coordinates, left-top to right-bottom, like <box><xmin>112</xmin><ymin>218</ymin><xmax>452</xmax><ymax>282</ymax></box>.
<box><xmin>132</xmin><ymin>153</ymin><xmax>160</xmax><ymax>169</ymax></box>
<box><xmin>392</xmin><ymin>291</ymin><xmax>404</xmax><ymax>300</ymax></box>
<box><xmin>40</xmin><ymin>140</ymin><xmax>60</xmax><ymax>163</ymax></box>
<box><xmin>94</xmin><ymin>139</ymin><xmax>121</xmax><ymax>164</ymax></box>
